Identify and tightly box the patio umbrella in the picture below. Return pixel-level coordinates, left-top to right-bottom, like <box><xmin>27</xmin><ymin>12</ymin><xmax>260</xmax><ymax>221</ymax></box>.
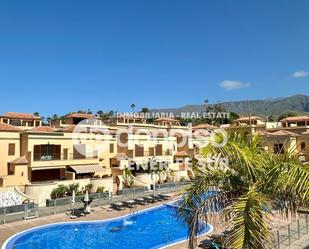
<box><xmin>151</xmin><ymin>172</ymin><xmax>156</xmax><ymax>191</ymax></box>
<box><xmin>84</xmin><ymin>190</ymin><xmax>89</xmax><ymax>202</ymax></box>
<box><xmin>72</xmin><ymin>190</ymin><xmax>76</xmax><ymax>205</ymax></box>
<box><xmin>72</xmin><ymin>190</ymin><xmax>76</xmax><ymax>215</ymax></box>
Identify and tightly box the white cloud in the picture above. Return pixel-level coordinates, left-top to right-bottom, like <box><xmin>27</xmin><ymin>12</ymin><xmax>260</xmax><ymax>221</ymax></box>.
<box><xmin>220</xmin><ymin>80</ymin><xmax>251</xmax><ymax>90</ymax></box>
<box><xmin>292</xmin><ymin>71</ymin><xmax>309</xmax><ymax>78</ymax></box>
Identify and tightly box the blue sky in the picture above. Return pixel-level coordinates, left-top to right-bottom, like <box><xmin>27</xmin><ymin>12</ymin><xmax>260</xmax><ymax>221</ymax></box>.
<box><xmin>0</xmin><ymin>0</ymin><xmax>308</xmax><ymax>116</ymax></box>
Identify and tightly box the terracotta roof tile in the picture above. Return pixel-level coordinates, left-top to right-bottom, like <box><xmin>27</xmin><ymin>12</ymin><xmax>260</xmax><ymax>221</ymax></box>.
<box><xmin>66</xmin><ymin>113</ymin><xmax>96</xmax><ymax>119</ymax></box>
<box><xmin>268</xmin><ymin>130</ymin><xmax>300</xmax><ymax>137</ymax></box>
<box><xmin>0</xmin><ymin>123</ymin><xmax>22</xmax><ymax>132</ymax></box>
<box><xmin>61</xmin><ymin>125</ymin><xmax>76</xmax><ymax>132</ymax></box>
<box><xmin>155</xmin><ymin>117</ymin><xmax>179</xmax><ymax>122</ymax></box>
<box><xmin>2</xmin><ymin>112</ymin><xmax>41</xmax><ymax>120</ymax></box>
<box><xmin>193</xmin><ymin>123</ymin><xmax>218</xmax><ymax>129</ymax></box>
<box><xmin>235</xmin><ymin>116</ymin><xmax>265</xmax><ymax>122</ymax></box>
<box><xmin>255</xmin><ymin>130</ymin><xmax>269</xmax><ymax>136</ymax></box>
<box><xmin>9</xmin><ymin>156</ymin><xmax>28</xmax><ymax>165</ymax></box>
<box><xmin>301</xmin><ymin>130</ymin><xmax>309</xmax><ymax>135</ymax></box>
<box><xmin>280</xmin><ymin>115</ymin><xmax>309</xmax><ymax>122</ymax></box>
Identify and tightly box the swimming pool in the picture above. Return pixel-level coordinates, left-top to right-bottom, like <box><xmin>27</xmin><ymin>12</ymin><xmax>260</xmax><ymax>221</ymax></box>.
<box><xmin>2</xmin><ymin>204</ymin><xmax>212</xmax><ymax>249</ymax></box>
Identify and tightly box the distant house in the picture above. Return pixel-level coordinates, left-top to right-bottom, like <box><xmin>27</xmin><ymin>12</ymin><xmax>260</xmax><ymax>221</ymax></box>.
<box><xmin>234</xmin><ymin>115</ymin><xmax>266</xmax><ymax>126</ymax></box>
<box><xmin>154</xmin><ymin>117</ymin><xmax>181</xmax><ymax>126</ymax></box>
<box><xmin>280</xmin><ymin>115</ymin><xmax>309</xmax><ymax>128</ymax></box>
<box><xmin>231</xmin><ymin>115</ymin><xmax>266</xmax><ymax>134</ymax></box>
<box><xmin>0</xmin><ymin>112</ymin><xmax>42</xmax><ymax>130</ymax></box>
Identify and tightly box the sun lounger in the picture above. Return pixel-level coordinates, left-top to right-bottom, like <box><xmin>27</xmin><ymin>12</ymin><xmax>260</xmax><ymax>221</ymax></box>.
<box><xmin>151</xmin><ymin>194</ymin><xmax>164</xmax><ymax>201</ymax></box>
<box><xmin>111</xmin><ymin>202</ymin><xmax>126</xmax><ymax>210</ymax></box>
<box><xmin>134</xmin><ymin>198</ymin><xmax>147</xmax><ymax>205</ymax></box>
<box><xmin>122</xmin><ymin>200</ymin><xmax>137</xmax><ymax>208</ymax></box>
<box><xmin>143</xmin><ymin>196</ymin><xmax>156</xmax><ymax>203</ymax></box>
<box><xmin>158</xmin><ymin>194</ymin><xmax>172</xmax><ymax>200</ymax></box>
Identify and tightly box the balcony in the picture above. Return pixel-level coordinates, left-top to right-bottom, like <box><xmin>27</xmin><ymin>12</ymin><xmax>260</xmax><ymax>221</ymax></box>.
<box><xmin>31</xmin><ymin>153</ymin><xmax>99</xmax><ymax>169</ymax></box>
<box><xmin>33</xmin><ymin>153</ymin><xmax>98</xmax><ymax>161</ymax></box>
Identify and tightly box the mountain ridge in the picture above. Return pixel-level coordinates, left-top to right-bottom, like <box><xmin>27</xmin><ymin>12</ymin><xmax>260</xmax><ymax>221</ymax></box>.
<box><xmin>150</xmin><ymin>94</ymin><xmax>309</xmax><ymax>117</ymax></box>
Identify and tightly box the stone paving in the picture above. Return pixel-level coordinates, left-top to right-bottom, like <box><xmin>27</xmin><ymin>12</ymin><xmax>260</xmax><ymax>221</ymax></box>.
<box><xmin>271</xmin><ymin>215</ymin><xmax>309</xmax><ymax>249</ymax></box>
<box><xmin>288</xmin><ymin>235</ymin><xmax>309</xmax><ymax>249</ymax></box>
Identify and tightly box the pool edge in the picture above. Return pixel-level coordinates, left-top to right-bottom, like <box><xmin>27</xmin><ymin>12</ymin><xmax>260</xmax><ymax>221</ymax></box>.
<box><xmin>2</xmin><ymin>201</ymin><xmax>213</xmax><ymax>249</ymax></box>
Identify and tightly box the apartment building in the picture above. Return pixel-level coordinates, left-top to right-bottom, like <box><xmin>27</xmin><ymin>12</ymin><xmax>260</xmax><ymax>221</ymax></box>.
<box><xmin>111</xmin><ymin>117</ymin><xmax>195</xmax><ymax>188</ymax></box>
<box><xmin>0</xmin><ymin>123</ymin><xmax>27</xmax><ymax>187</ymax></box>
<box><xmin>0</xmin><ymin>112</ymin><xmax>42</xmax><ymax>130</ymax></box>
<box><xmin>232</xmin><ymin>116</ymin><xmax>267</xmax><ymax>134</ymax></box>
<box><xmin>0</xmin><ymin>112</ymin><xmax>206</xmax><ymax>205</ymax></box>
<box><xmin>228</xmin><ymin>115</ymin><xmax>309</xmax><ymax>161</ymax></box>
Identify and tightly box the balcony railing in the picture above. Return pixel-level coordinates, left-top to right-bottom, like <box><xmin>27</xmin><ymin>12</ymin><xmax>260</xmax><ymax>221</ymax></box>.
<box><xmin>131</xmin><ymin>150</ymin><xmax>172</xmax><ymax>158</ymax></box>
<box><xmin>33</xmin><ymin>153</ymin><xmax>98</xmax><ymax>162</ymax></box>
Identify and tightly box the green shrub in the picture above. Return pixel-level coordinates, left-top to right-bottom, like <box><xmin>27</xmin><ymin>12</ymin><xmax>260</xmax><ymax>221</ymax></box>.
<box><xmin>85</xmin><ymin>183</ymin><xmax>94</xmax><ymax>192</ymax></box>
<box><xmin>67</xmin><ymin>183</ymin><xmax>79</xmax><ymax>196</ymax></box>
<box><xmin>50</xmin><ymin>185</ymin><xmax>68</xmax><ymax>199</ymax></box>
<box><xmin>179</xmin><ymin>176</ymin><xmax>186</xmax><ymax>182</ymax></box>
<box><xmin>96</xmin><ymin>186</ymin><xmax>105</xmax><ymax>193</ymax></box>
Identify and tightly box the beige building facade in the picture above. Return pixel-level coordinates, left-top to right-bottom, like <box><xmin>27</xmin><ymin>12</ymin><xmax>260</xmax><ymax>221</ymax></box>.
<box><xmin>0</xmin><ymin>112</ymin><xmax>205</xmax><ymax>206</ymax></box>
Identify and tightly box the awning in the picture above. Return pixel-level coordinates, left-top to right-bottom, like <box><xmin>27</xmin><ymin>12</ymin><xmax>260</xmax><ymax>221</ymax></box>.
<box><xmin>70</xmin><ymin>164</ymin><xmax>103</xmax><ymax>174</ymax></box>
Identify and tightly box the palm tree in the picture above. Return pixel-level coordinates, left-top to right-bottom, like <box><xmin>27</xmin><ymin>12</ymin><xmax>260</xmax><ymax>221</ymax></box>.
<box><xmin>178</xmin><ymin>132</ymin><xmax>309</xmax><ymax>249</ymax></box>
<box><xmin>140</xmin><ymin>107</ymin><xmax>149</xmax><ymax>113</ymax></box>
<box><xmin>130</xmin><ymin>104</ymin><xmax>136</xmax><ymax>113</ymax></box>
<box><xmin>97</xmin><ymin>110</ymin><xmax>104</xmax><ymax>117</ymax></box>
<box><xmin>204</xmin><ymin>99</ymin><xmax>208</xmax><ymax>112</ymax></box>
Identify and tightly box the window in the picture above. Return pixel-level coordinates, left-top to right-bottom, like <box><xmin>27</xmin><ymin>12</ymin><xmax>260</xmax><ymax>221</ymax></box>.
<box><xmin>109</xmin><ymin>144</ymin><xmax>114</xmax><ymax>153</ymax></box>
<box><xmin>8</xmin><ymin>143</ymin><xmax>15</xmax><ymax>156</ymax></box>
<box><xmin>9</xmin><ymin>119</ymin><xmax>21</xmax><ymax>126</ymax></box>
<box><xmin>155</xmin><ymin>144</ymin><xmax>162</xmax><ymax>156</ymax></box>
<box><xmin>8</xmin><ymin>164</ymin><xmax>15</xmax><ymax>175</ymax></box>
<box><xmin>28</xmin><ymin>121</ymin><xmax>34</xmax><ymax>127</ymax></box>
<box><xmin>298</xmin><ymin>122</ymin><xmax>305</xmax><ymax>127</ymax></box>
<box><xmin>33</xmin><ymin>144</ymin><xmax>61</xmax><ymax>160</ymax></box>
<box><xmin>135</xmin><ymin>144</ymin><xmax>144</xmax><ymax>157</ymax></box>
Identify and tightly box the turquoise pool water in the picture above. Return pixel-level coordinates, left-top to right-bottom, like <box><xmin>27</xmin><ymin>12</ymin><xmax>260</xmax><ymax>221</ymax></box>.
<box><xmin>3</xmin><ymin>204</ymin><xmax>212</xmax><ymax>249</ymax></box>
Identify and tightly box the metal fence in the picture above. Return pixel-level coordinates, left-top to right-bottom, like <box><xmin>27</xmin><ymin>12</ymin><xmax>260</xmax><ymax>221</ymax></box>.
<box><xmin>0</xmin><ymin>182</ymin><xmax>189</xmax><ymax>225</ymax></box>
<box><xmin>270</xmin><ymin>214</ymin><xmax>309</xmax><ymax>249</ymax></box>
